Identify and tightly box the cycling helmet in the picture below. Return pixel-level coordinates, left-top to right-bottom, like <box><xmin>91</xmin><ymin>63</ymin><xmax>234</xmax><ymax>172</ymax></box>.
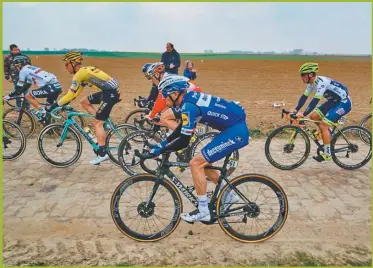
<box><xmin>299</xmin><ymin>62</ymin><xmax>319</xmax><ymax>74</ymax></box>
<box><xmin>13</xmin><ymin>55</ymin><xmax>30</xmax><ymax>68</ymax></box>
<box><xmin>142</xmin><ymin>63</ymin><xmax>153</xmax><ymax>79</ymax></box>
<box><xmin>159</xmin><ymin>75</ymin><xmax>190</xmax><ymax>99</ymax></box>
<box><xmin>62</xmin><ymin>51</ymin><xmax>83</xmax><ymax>63</ymax></box>
<box><xmin>146</xmin><ymin>62</ymin><xmax>165</xmax><ymax>78</ymax></box>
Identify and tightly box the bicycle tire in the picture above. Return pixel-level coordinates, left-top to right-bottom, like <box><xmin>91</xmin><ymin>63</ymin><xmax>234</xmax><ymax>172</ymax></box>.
<box><xmin>111</xmin><ymin>174</ymin><xmax>183</xmax><ymax>242</ymax></box>
<box><xmin>216</xmin><ymin>173</ymin><xmax>288</xmax><ymax>243</ymax></box>
<box><xmin>37</xmin><ymin>123</ymin><xmax>83</xmax><ymax>167</ymax></box>
<box><xmin>359</xmin><ymin>113</ymin><xmax>372</xmax><ymax>132</ymax></box>
<box><xmin>106</xmin><ymin>123</ymin><xmax>139</xmax><ymax>166</ymax></box>
<box><xmin>265</xmin><ymin>125</ymin><xmax>311</xmax><ymax>170</ymax></box>
<box><xmin>3</xmin><ymin>108</ymin><xmax>36</xmax><ymax>138</ymax></box>
<box><xmin>3</xmin><ymin>120</ymin><xmax>27</xmax><ymax>161</ymax></box>
<box><xmin>331</xmin><ymin>125</ymin><xmax>372</xmax><ymax>170</ymax></box>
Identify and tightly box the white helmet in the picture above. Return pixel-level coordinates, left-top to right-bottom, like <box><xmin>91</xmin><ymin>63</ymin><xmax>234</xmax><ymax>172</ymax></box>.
<box><xmin>158</xmin><ymin>75</ymin><xmax>190</xmax><ymax>98</ymax></box>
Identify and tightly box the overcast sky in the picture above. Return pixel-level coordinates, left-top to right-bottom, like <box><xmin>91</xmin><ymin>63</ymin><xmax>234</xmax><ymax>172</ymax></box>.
<box><xmin>3</xmin><ymin>2</ymin><xmax>372</xmax><ymax>54</ymax></box>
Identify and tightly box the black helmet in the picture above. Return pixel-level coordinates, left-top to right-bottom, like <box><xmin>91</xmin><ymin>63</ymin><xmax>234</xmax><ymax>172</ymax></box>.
<box><xmin>13</xmin><ymin>55</ymin><xmax>30</xmax><ymax>67</ymax></box>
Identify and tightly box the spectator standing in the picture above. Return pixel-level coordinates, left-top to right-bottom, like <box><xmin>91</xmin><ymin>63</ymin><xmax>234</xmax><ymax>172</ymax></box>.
<box><xmin>4</xmin><ymin>44</ymin><xmax>32</xmax><ymax>108</ymax></box>
<box><xmin>161</xmin><ymin>42</ymin><xmax>180</xmax><ymax>74</ymax></box>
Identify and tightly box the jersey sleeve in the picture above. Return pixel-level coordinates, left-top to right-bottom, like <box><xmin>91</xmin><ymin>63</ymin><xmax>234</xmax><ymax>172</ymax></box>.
<box><xmin>303</xmin><ymin>84</ymin><xmax>312</xmax><ymax>97</ymax></box>
<box><xmin>57</xmin><ymin>71</ymin><xmax>85</xmax><ymax>106</ymax></box>
<box><xmin>313</xmin><ymin>78</ymin><xmax>328</xmax><ymax>99</ymax></box>
<box><xmin>16</xmin><ymin>68</ymin><xmax>27</xmax><ymax>87</ymax></box>
<box><xmin>180</xmin><ymin>102</ymin><xmax>200</xmax><ymax>136</ymax></box>
<box><xmin>149</xmin><ymin>92</ymin><xmax>166</xmax><ymax>119</ymax></box>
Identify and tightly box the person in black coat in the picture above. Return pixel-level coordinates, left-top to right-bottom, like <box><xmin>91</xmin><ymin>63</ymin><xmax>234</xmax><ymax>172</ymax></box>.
<box><xmin>161</xmin><ymin>42</ymin><xmax>180</xmax><ymax>74</ymax></box>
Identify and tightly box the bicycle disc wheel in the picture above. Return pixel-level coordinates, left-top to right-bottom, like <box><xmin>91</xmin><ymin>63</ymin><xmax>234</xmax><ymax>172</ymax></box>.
<box><xmin>111</xmin><ymin>174</ymin><xmax>183</xmax><ymax>242</ymax></box>
<box><xmin>3</xmin><ymin>108</ymin><xmax>36</xmax><ymax>138</ymax></box>
<box><xmin>106</xmin><ymin>123</ymin><xmax>139</xmax><ymax>166</ymax></box>
<box><xmin>37</xmin><ymin>123</ymin><xmax>82</xmax><ymax>167</ymax></box>
<box><xmin>331</xmin><ymin>125</ymin><xmax>372</xmax><ymax>170</ymax></box>
<box><xmin>3</xmin><ymin>120</ymin><xmax>27</xmax><ymax>161</ymax></box>
<box><xmin>189</xmin><ymin>131</ymin><xmax>239</xmax><ymax>177</ymax></box>
<box><xmin>217</xmin><ymin>173</ymin><xmax>288</xmax><ymax>243</ymax></box>
<box><xmin>265</xmin><ymin>125</ymin><xmax>310</xmax><ymax>170</ymax></box>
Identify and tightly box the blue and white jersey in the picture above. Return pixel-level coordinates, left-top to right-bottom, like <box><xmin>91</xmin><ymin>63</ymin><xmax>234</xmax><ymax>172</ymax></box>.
<box><xmin>304</xmin><ymin>76</ymin><xmax>348</xmax><ymax>101</ymax></box>
<box><xmin>179</xmin><ymin>91</ymin><xmax>246</xmax><ymax>135</ymax></box>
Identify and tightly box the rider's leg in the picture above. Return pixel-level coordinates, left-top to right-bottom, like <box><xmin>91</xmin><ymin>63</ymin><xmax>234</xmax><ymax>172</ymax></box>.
<box><xmin>182</xmin><ymin>122</ymin><xmax>249</xmax><ymax>222</ymax></box>
<box><xmin>89</xmin><ymin>90</ymin><xmax>120</xmax><ymax>164</ymax></box>
<box><xmin>25</xmin><ymin>91</ymin><xmax>41</xmax><ymax>109</ymax></box>
<box><xmin>80</xmin><ymin>94</ymin><xmax>99</xmax><ymax>115</ymax></box>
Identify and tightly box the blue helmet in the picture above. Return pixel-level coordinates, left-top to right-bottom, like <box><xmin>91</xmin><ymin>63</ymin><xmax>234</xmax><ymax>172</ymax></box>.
<box><xmin>158</xmin><ymin>75</ymin><xmax>190</xmax><ymax>98</ymax></box>
<box><xmin>141</xmin><ymin>63</ymin><xmax>152</xmax><ymax>79</ymax></box>
<box><xmin>142</xmin><ymin>63</ymin><xmax>152</xmax><ymax>73</ymax></box>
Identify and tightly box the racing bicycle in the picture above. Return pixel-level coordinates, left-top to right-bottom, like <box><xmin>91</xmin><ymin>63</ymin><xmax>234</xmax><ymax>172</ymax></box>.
<box><xmin>265</xmin><ymin>109</ymin><xmax>371</xmax><ymax>170</ymax></box>
<box><xmin>111</xmin><ymin>149</ymin><xmax>288</xmax><ymax>243</ymax></box>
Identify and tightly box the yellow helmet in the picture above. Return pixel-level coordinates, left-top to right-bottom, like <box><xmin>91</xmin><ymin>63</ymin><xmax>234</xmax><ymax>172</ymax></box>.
<box><xmin>299</xmin><ymin>62</ymin><xmax>319</xmax><ymax>74</ymax></box>
<box><xmin>62</xmin><ymin>51</ymin><xmax>83</xmax><ymax>63</ymax></box>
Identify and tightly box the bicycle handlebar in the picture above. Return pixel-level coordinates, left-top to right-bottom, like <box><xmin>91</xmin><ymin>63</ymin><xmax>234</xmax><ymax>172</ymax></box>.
<box><xmin>281</xmin><ymin>109</ymin><xmax>298</xmax><ymax>120</ymax></box>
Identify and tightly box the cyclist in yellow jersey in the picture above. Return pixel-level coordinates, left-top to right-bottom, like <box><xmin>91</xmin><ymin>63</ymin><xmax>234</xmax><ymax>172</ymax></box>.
<box><xmin>48</xmin><ymin>52</ymin><xmax>121</xmax><ymax>165</ymax></box>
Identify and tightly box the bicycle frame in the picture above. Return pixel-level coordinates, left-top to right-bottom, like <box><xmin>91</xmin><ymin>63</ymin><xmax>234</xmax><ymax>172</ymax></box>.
<box><xmin>286</xmin><ymin>115</ymin><xmax>357</xmax><ymax>155</ymax></box>
<box><xmin>51</xmin><ymin>107</ymin><xmax>121</xmax><ymax>151</ymax></box>
<box><xmin>142</xmin><ymin>152</ymin><xmax>252</xmax><ymax>219</ymax></box>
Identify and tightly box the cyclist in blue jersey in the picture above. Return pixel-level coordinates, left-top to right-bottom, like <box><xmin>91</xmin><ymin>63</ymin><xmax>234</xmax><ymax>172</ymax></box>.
<box><xmin>293</xmin><ymin>62</ymin><xmax>352</xmax><ymax>162</ymax></box>
<box><xmin>141</xmin><ymin>75</ymin><xmax>250</xmax><ymax>222</ymax></box>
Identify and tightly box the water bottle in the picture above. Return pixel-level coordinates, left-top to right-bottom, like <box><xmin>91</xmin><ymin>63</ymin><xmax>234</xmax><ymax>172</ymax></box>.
<box><xmin>312</xmin><ymin>129</ymin><xmax>322</xmax><ymax>141</ymax></box>
<box><xmin>83</xmin><ymin>127</ymin><xmax>97</xmax><ymax>143</ymax></box>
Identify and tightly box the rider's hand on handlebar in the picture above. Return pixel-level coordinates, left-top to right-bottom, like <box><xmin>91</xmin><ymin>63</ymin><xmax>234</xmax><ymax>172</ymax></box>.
<box><xmin>3</xmin><ymin>95</ymin><xmax>11</xmax><ymax>102</ymax></box>
<box><xmin>46</xmin><ymin>102</ymin><xmax>59</xmax><ymax>112</ymax></box>
<box><xmin>296</xmin><ymin>112</ymin><xmax>304</xmax><ymax>118</ymax></box>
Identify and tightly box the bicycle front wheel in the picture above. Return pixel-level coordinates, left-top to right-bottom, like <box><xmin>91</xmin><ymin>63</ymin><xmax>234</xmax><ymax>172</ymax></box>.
<box><xmin>3</xmin><ymin>120</ymin><xmax>27</xmax><ymax>161</ymax></box>
<box><xmin>217</xmin><ymin>173</ymin><xmax>288</xmax><ymax>243</ymax></box>
<box><xmin>265</xmin><ymin>125</ymin><xmax>310</xmax><ymax>170</ymax></box>
<box><xmin>111</xmin><ymin>174</ymin><xmax>183</xmax><ymax>242</ymax></box>
<box><xmin>331</xmin><ymin>125</ymin><xmax>372</xmax><ymax>170</ymax></box>
<box><xmin>37</xmin><ymin>123</ymin><xmax>82</xmax><ymax>167</ymax></box>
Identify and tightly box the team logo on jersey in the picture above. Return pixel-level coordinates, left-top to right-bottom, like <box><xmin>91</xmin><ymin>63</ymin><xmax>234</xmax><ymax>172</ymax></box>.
<box><xmin>72</xmin><ymin>80</ymin><xmax>78</xmax><ymax>87</ymax></box>
<box><xmin>182</xmin><ymin>113</ymin><xmax>189</xmax><ymax>126</ymax></box>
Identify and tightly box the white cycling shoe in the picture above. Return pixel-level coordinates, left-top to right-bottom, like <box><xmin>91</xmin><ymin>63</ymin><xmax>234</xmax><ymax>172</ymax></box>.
<box><xmin>89</xmin><ymin>154</ymin><xmax>109</xmax><ymax>165</ymax></box>
<box><xmin>181</xmin><ymin>209</ymin><xmax>211</xmax><ymax>223</ymax></box>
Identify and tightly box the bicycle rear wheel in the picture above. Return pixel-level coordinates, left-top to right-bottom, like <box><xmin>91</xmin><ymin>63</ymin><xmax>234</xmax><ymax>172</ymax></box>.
<box><xmin>3</xmin><ymin>120</ymin><xmax>27</xmax><ymax>160</ymax></box>
<box><xmin>111</xmin><ymin>174</ymin><xmax>183</xmax><ymax>242</ymax></box>
<box><xmin>106</xmin><ymin>123</ymin><xmax>139</xmax><ymax>166</ymax></box>
<box><xmin>265</xmin><ymin>125</ymin><xmax>310</xmax><ymax>170</ymax></box>
<box><xmin>359</xmin><ymin>113</ymin><xmax>372</xmax><ymax>133</ymax></box>
<box><xmin>331</xmin><ymin>125</ymin><xmax>372</xmax><ymax>170</ymax></box>
<box><xmin>3</xmin><ymin>108</ymin><xmax>36</xmax><ymax>138</ymax></box>
<box><xmin>217</xmin><ymin>173</ymin><xmax>288</xmax><ymax>243</ymax></box>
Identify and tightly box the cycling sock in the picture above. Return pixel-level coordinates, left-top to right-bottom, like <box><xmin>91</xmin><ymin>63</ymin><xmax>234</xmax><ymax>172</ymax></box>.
<box><xmin>197</xmin><ymin>195</ymin><xmax>209</xmax><ymax>214</ymax></box>
<box><xmin>324</xmin><ymin>144</ymin><xmax>331</xmax><ymax>156</ymax></box>
<box><xmin>97</xmin><ymin>146</ymin><xmax>107</xmax><ymax>157</ymax></box>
